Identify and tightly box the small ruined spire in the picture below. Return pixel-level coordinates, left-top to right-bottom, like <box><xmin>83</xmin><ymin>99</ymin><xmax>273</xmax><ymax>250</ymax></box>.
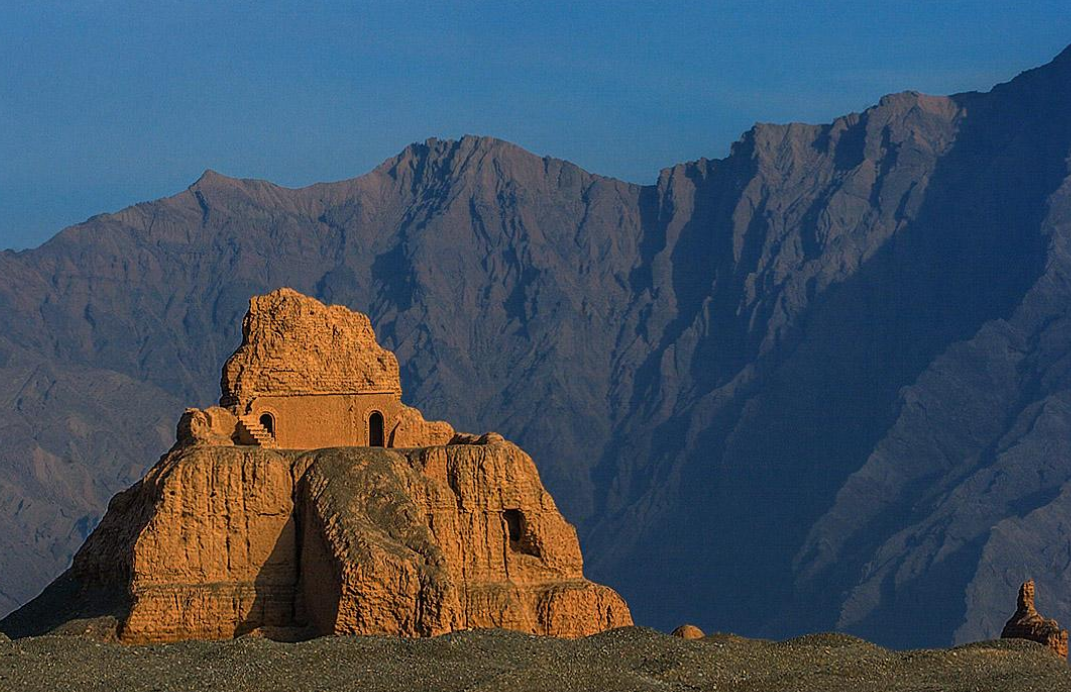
<box><xmin>1002</xmin><ymin>579</ymin><xmax>1068</xmax><ymax>660</ymax></box>
<box><xmin>1018</xmin><ymin>579</ymin><xmax>1037</xmax><ymax>614</ymax></box>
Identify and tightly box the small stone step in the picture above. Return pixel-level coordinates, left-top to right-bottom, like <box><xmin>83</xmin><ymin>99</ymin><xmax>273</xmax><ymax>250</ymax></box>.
<box><xmin>236</xmin><ymin>415</ymin><xmax>277</xmax><ymax>448</ymax></box>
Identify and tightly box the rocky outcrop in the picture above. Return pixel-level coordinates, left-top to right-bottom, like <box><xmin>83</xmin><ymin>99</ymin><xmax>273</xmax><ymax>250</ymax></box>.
<box><xmin>1001</xmin><ymin>581</ymin><xmax>1069</xmax><ymax>659</ymax></box>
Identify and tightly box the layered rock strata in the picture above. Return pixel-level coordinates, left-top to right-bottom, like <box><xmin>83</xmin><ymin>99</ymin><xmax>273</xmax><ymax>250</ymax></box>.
<box><xmin>0</xmin><ymin>292</ymin><xmax>630</xmax><ymax>642</ymax></box>
<box><xmin>1001</xmin><ymin>581</ymin><xmax>1069</xmax><ymax>659</ymax></box>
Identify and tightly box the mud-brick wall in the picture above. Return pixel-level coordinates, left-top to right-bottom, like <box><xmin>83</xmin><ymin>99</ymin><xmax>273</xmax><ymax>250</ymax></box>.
<box><xmin>249</xmin><ymin>393</ymin><xmax>404</xmax><ymax>449</ymax></box>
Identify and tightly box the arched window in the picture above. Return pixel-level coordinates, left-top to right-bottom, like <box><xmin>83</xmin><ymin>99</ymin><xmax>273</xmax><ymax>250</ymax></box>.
<box><xmin>259</xmin><ymin>412</ymin><xmax>275</xmax><ymax>437</ymax></box>
<box><xmin>368</xmin><ymin>411</ymin><xmax>385</xmax><ymax>447</ymax></box>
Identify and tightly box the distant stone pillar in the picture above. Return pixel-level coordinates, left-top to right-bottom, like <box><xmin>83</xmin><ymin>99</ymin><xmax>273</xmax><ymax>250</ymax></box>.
<box><xmin>1000</xmin><ymin>580</ymin><xmax>1069</xmax><ymax>660</ymax></box>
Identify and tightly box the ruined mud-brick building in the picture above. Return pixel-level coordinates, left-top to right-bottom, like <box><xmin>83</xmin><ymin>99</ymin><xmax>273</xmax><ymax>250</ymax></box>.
<box><xmin>220</xmin><ymin>287</ymin><xmax>454</xmax><ymax>449</ymax></box>
<box><xmin>0</xmin><ymin>288</ymin><xmax>631</xmax><ymax>643</ymax></box>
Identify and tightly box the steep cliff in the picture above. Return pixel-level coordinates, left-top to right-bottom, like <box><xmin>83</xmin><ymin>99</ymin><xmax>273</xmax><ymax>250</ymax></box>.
<box><xmin>3</xmin><ymin>47</ymin><xmax>1071</xmax><ymax>646</ymax></box>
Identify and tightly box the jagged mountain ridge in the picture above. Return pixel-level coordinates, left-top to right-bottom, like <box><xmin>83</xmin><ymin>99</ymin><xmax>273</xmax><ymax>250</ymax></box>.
<box><xmin>4</xmin><ymin>46</ymin><xmax>1071</xmax><ymax>647</ymax></box>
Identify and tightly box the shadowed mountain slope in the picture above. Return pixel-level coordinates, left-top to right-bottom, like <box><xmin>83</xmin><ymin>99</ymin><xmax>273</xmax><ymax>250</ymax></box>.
<box><xmin>4</xmin><ymin>47</ymin><xmax>1071</xmax><ymax>646</ymax></box>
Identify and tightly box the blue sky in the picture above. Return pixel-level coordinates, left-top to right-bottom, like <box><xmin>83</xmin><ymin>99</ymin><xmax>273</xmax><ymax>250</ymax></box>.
<box><xmin>3</xmin><ymin>1</ymin><xmax>1071</xmax><ymax>250</ymax></box>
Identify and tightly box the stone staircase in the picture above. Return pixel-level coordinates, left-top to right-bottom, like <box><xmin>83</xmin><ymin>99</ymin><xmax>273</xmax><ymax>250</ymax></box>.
<box><xmin>236</xmin><ymin>415</ymin><xmax>277</xmax><ymax>448</ymax></box>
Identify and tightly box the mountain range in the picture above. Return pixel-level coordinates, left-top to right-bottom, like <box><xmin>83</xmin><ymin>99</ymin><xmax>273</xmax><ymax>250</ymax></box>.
<box><xmin>4</xmin><ymin>45</ymin><xmax>1071</xmax><ymax>648</ymax></box>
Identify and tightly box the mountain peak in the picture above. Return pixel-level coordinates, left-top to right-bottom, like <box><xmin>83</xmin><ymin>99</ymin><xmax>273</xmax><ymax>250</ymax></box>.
<box><xmin>189</xmin><ymin>169</ymin><xmax>241</xmax><ymax>190</ymax></box>
<box><xmin>399</xmin><ymin>134</ymin><xmax>540</xmax><ymax>165</ymax></box>
<box><xmin>370</xmin><ymin>134</ymin><xmax>584</xmax><ymax>191</ymax></box>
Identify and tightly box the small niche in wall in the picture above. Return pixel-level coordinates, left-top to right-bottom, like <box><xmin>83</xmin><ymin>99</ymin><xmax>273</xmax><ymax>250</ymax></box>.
<box><xmin>503</xmin><ymin>508</ymin><xmax>540</xmax><ymax>556</ymax></box>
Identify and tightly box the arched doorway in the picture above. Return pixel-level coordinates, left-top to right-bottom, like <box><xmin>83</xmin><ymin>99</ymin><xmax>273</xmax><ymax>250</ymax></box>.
<box><xmin>368</xmin><ymin>411</ymin><xmax>384</xmax><ymax>447</ymax></box>
<box><xmin>259</xmin><ymin>412</ymin><xmax>275</xmax><ymax>438</ymax></box>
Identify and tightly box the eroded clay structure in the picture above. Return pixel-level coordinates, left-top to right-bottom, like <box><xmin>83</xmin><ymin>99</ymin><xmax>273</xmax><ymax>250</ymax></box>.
<box><xmin>220</xmin><ymin>287</ymin><xmax>454</xmax><ymax>449</ymax></box>
<box><xmin>0</xmin><ymin>289</ymin><xmax>631</xmax><ymax>643</ymax></box>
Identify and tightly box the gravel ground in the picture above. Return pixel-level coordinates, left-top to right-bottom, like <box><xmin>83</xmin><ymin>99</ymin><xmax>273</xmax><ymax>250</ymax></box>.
<box><xmin>1</xmin><ymin>627</ymin><xmax>1068</xmax><ymax>692</ymax></box>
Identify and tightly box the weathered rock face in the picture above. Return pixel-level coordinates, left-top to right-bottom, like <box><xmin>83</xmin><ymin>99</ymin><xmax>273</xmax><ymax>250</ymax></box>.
<box><xmin>221</xmin><ymin>287</ymin><xmax>402</xmax><ymax>406</ymax></box>
<box><xmin>1001</xmin><ymin>581</ymin><xmax>1069</xmax><ymax>660</ymax></box>
<box><xmin>296</xmin><ymin>436</ymin><xmax>627</xmax><ymax>637</ymax></box>
<box><xmin>1</xmin><ymin>432</ymin><xmax>630</xmax><ymax>642</ymax></box>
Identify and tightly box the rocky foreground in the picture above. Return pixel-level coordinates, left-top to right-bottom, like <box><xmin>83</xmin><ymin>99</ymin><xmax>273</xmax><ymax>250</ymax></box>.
<box><xmin>1</xmin><ymin>627</ymin><xmax>1069</xmax><ymax>692</ymax></box>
